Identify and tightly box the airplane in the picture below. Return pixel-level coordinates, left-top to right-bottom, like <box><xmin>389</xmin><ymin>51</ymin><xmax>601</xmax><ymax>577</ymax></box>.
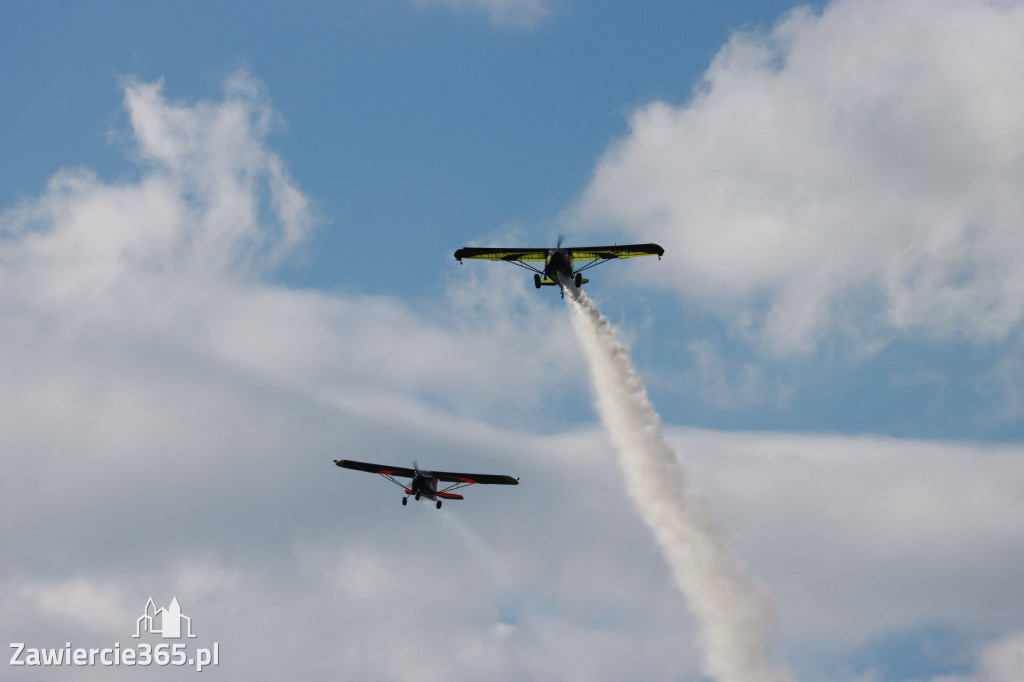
<box><xmin>333</xmin><ymin>459</ymin><xmax>519</xmax><ymax>509</ymax></box>
<box><xmin>454</xmin><ymin>237</ymin><xmax>664</xmax><ymax>298</ymax></box>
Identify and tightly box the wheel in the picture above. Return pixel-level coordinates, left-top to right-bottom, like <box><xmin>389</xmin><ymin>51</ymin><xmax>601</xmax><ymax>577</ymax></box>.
<box><xmin>415</xmin><ymin>492</ymin><xmax>421</xmax><ymax>501</ymax></box>
<box><xmin>436</xmin><ymin>500</ymin><xmax>442</xmax><ymax>509</ymax></box>
<box><xmin>402</xmin><ymin>497</ymin><xmax>408</xmax><ymax>506</ymax></box>
<box><xmin>574</xmin><ymin>272</ymin><xmax>583</xmax><ymax>288</ymax></box>
<box><xmin>534</xmin><ymin>274</ymin><xmax>542</xmax><ymax>289</ymax></box>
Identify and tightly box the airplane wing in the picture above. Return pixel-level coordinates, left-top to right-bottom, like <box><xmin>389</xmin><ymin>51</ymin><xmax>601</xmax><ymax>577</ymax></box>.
<box><xmin>565</xmin><ymin>243</ymin><xmax>664</xmax><ymax>260</ymax></box>
<box><xmin>334</xmin><ymin>459</ymin><xmax>417</xmax><ymax>479</ymax></box>
<box><xmin>334</xmin><ymin>460</ymin><xmax>518</xmax><ymax>486</ymax></box>
<box><xmin>454</xmin><ymin>244</ymin><xmax>664</xmax><ymax>263</ymax></box>
<box><xmin>453</xmin><ymin>247</ymin><xmax>549</xmax><ymax>262</ymax></box>
<box><xmin>431</xmin><ymin>470</ymin><xmax>520</xmax><ymax>485</ymax></box>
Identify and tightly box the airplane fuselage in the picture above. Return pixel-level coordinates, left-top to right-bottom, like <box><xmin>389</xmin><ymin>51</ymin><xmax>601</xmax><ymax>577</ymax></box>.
<box><xmin>544</xmin><ymin>248</ymin><xmax>572</xmax><ymax>285</ymax></box>
<box><xmin>406</xmin><ymin>469</ymin><xmax>462</xmax><ymax>508</ymax></box>
<box><xmin>409</xmin><ymin>471</ymin><xmax>438</xmax><ymax>501</ymax></box>
<box><xmin>544</xmin><ymin>248</ymin><xmax>580</xmax><ymax>295</ymax></box>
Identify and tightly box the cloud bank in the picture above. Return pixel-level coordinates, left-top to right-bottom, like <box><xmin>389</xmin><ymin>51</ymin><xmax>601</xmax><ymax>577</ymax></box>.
<box><xmin>3</xmin><ymin>68</ymin><xmax>1023</xmax><ymax>681</ymax></box>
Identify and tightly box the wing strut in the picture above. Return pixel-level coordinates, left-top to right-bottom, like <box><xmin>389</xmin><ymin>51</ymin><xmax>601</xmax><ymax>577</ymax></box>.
<box><xmin>572</xmin><ymin>257</ymin><xmax>618</xmax><ymax>277</ymax></box>
<box><xmin>505</xmin><ymin>259</ymin><xmax>546</xmax><ymax>276</ymax></box>
<box><xmin>438</xmin><ymin>480</ymin><xmax>480</xmax><ymax>494</ymax></box>
<box><xmin>376</xmin><ymin>473</ymin><xmax>411</xmax><ymax>490</ymax></box>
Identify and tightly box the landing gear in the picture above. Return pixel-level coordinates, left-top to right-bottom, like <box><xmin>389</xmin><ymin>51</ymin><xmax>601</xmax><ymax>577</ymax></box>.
<box><xmin>402</xmin><ymin>497</ymin><xmax>408</xmax><ymax>506</ymax></box>
<box><xmin>534</xmin><ymin>274</ymin><xmax>541</xmax><ymax>289</ymax></box>
<box><xmin>574</xmin><ymin>272</ymin><xmax>583</xmax><ymax>288</ymax></box>
<box><xmin>436</xmin><ymin>500</ymin><xmax>443</xmax><ymax>510</ymax></box>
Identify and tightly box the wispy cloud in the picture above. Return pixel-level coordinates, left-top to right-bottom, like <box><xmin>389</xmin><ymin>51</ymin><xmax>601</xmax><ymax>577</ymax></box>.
<box><xmin>410</xmin><ymin>0</ymin><xmax>556</xmax><ymax>29</ymax></box>
<box><xmin>684</xmin><ymin>339</ymin><xmax>792</xmax><ymax>411</ymax></box>
<box><xmin>928</xmin><ymin>631</ymin><xmax>1024</xmax><ymax>682</ymax></box>
<box><xmin>1</xmin><ymin>71</ymin><xmax>313</xmax><ymax>309</ymax></box>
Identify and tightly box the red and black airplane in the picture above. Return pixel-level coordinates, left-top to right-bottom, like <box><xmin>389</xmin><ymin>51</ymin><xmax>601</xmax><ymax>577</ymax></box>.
<box><xmin>334</xmin><ymin>459</ymin><xmax>519</xmax><ymax>509</ymax></box>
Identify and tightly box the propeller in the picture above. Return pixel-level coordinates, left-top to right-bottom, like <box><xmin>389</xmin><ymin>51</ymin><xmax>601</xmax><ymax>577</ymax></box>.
<box><xmin>556</xmin><ymin>234</ymin><xmax>564</xmax><ymax>249</ymax></box>
<box><xmin>412</xmin><ymin>459</ymin><xmax>419</xmax><ymax>473</ymax></box>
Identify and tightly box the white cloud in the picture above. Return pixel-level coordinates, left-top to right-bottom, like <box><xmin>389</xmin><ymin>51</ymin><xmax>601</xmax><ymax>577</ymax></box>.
<box><xmin>573</xmin><ymin>0</ymin><xmax>1024</xmax><ymax>356</ymax></box>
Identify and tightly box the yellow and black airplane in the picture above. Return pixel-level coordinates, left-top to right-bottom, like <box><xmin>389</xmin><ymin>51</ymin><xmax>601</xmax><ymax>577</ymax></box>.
<box><xmin>454</xmin><ymin>238</ymin><xmax>664</xmax><ymax>298</ymax></box>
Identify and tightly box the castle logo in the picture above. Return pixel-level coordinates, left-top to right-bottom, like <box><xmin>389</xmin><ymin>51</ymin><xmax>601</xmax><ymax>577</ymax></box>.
<box><xmin>133</xmin><ymin>597</ymin><xmax>196</xmax><ymax>639</ymax></box>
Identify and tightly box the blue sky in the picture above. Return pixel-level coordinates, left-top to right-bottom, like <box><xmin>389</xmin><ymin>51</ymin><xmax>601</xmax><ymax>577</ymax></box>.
<box><xmin>2</xmin><ymin>1</ymin><xmax>1024</xmax><ymax>681</ymax></box>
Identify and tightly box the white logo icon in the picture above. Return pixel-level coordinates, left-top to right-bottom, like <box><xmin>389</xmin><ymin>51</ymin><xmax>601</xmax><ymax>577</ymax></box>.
<box><xmin>133</xmin><ymin>597</ymin><xmax>196</xmax><ymax>639</ymax></box>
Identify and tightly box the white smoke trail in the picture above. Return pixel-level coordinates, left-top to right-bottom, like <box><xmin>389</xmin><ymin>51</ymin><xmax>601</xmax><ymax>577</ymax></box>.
<box><xmin>568</xmin><ymin>289</ymin><xmax>793</xmax><ymax>682</ymax></box>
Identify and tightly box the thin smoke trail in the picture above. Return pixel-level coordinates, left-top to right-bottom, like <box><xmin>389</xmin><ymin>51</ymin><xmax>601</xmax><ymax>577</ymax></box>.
<box><xmin>568</xmin><ymin>288</ymin><xmax>793</xmax><ymax>682</ymax></box>
<box><xmin>436</xmin><ymin>506</ymin><xmax>512</xmax><ymax>585</ymax></box>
